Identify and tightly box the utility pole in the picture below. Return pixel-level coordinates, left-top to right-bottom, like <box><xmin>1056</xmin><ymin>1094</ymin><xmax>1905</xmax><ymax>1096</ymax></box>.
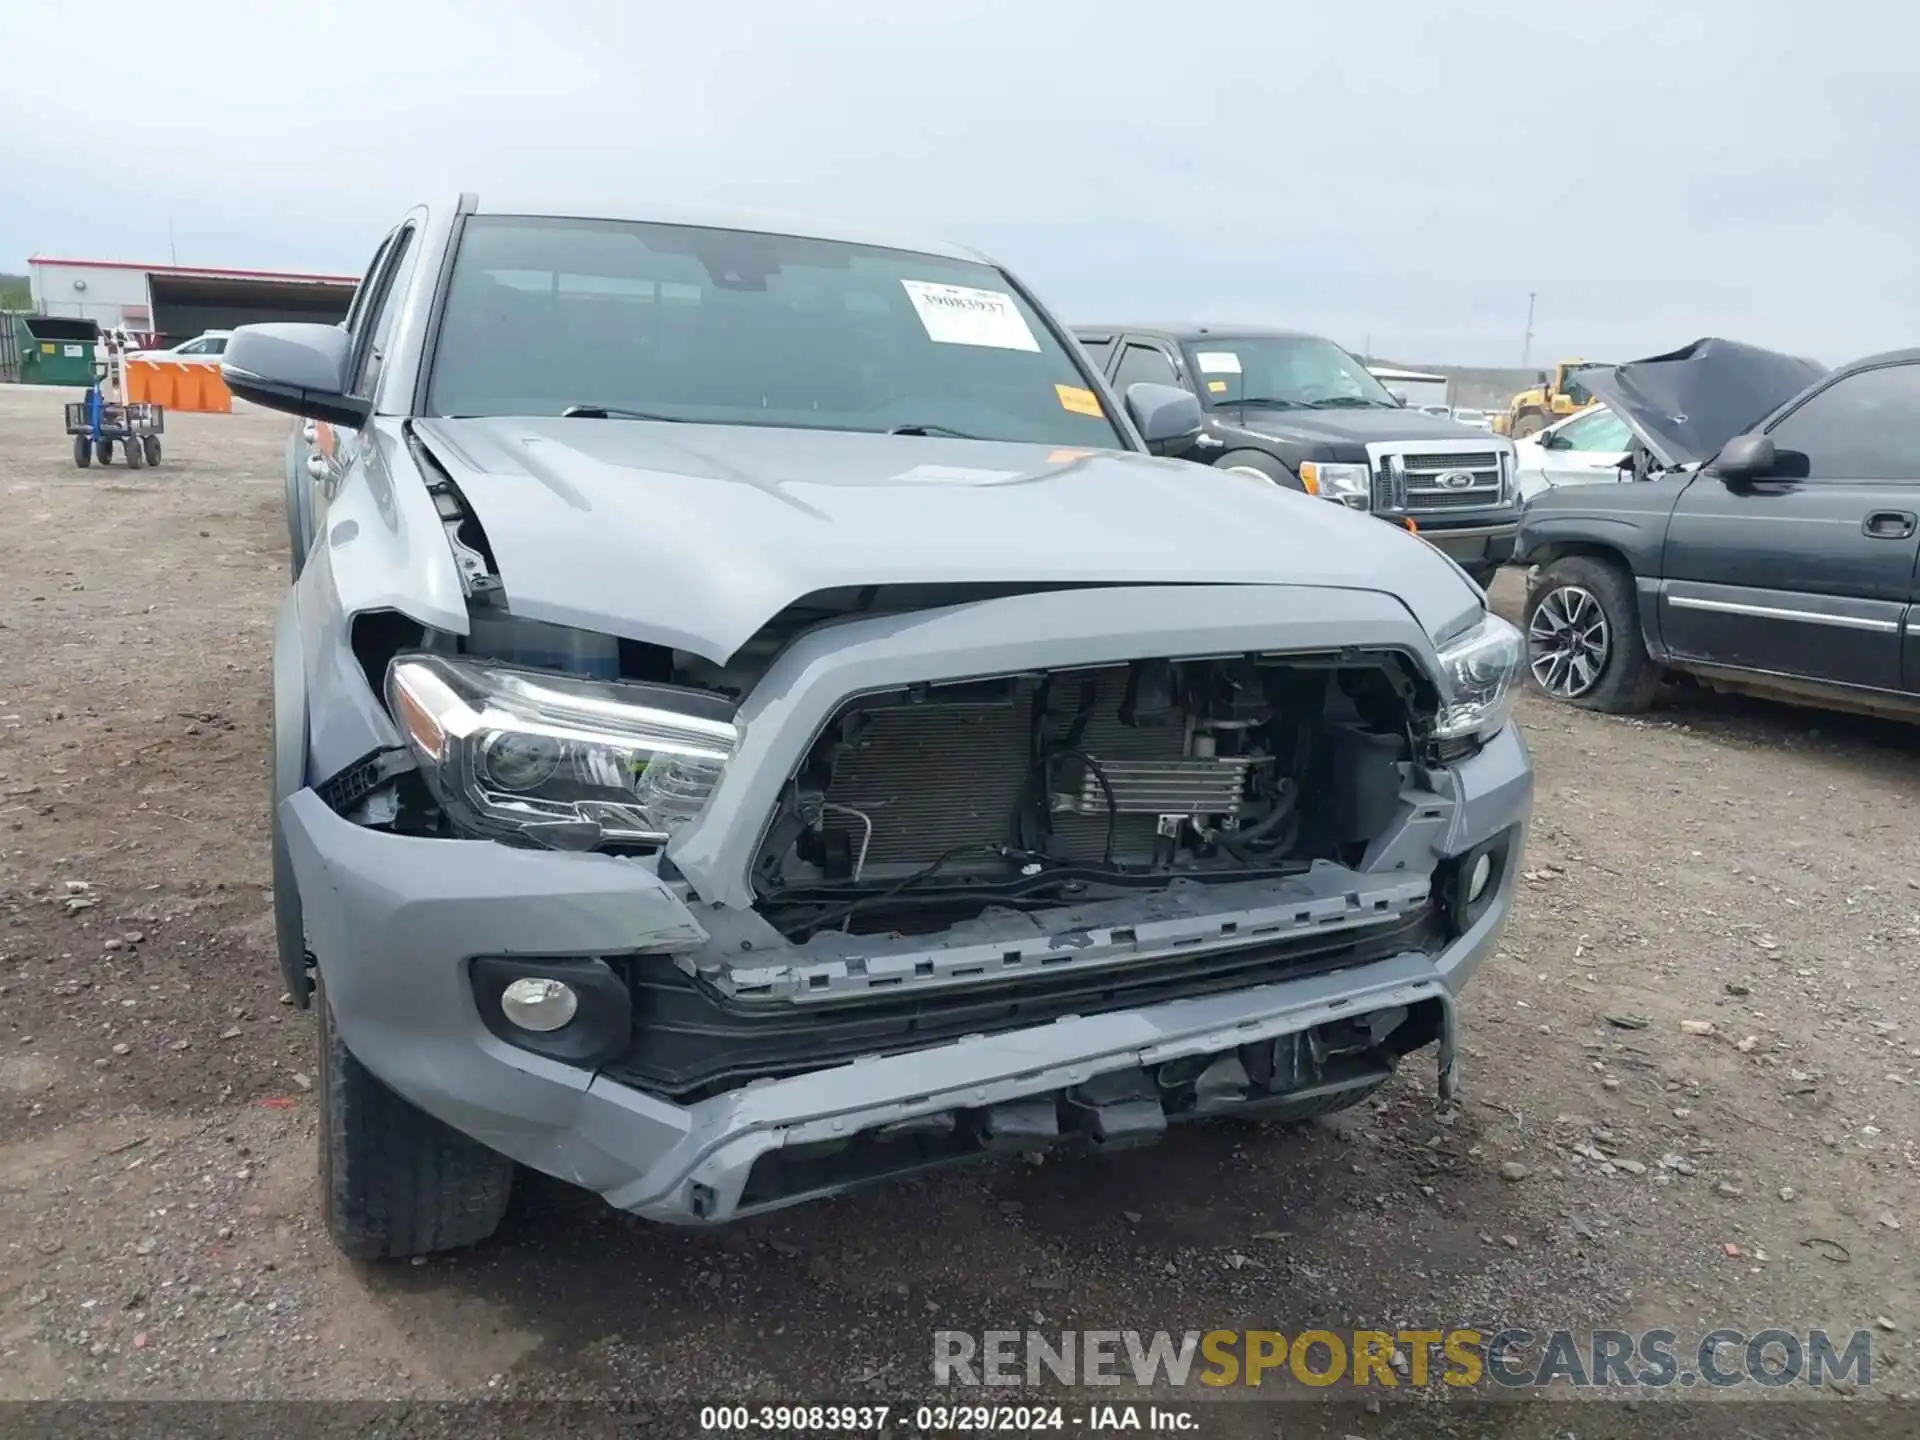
<box><xmin>168</xmin><ymin>218</ymin><xmax>177</xmax><ymax>267</ymax></box>
<box><xmin>1363</xmin><ymin>331</ymin><xmax>1372</xmax><ymax>361</ymax></box>
<box><xmin>1521</xmin><ymin>292</ymin><xmax>1537</xmax><ymax>369</ymax></box>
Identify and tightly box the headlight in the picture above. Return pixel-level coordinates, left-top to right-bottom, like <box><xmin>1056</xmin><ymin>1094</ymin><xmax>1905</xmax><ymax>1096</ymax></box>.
<box><xmin>386</xmin><ymin>653</ymin><xmax>739</xmax><ymax>847</ymax></box>
<box><xmin>1297</xmin><ymin>461</ymin><xmax>1371</xmax><ymax>510</ymax></box>
<box><xmin>1433</xmin><ymin>612</ymin><xmax>1523</xmax><ymax>742</ymax></box>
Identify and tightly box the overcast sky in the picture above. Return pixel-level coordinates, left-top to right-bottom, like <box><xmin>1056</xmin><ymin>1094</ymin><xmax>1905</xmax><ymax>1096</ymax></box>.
<box><xmin>1</xmin><ymin>0</ymin><xmax>1911</xmax><ymax>366</ymax></box>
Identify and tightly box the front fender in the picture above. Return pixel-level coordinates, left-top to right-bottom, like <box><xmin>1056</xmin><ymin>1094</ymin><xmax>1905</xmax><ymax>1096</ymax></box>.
<box><xmin>271</xmin><ymin>589</ymin><xmax>312</xmax><ymax>1005</ymax></box>
<box><xmin>283</xmin><ymin>424</ymin><xmax>313</xmax><ymax>581</ymax></box>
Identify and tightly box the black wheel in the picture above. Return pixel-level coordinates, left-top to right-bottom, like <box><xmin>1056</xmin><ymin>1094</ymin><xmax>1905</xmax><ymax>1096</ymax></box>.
<box><xmin>125</xmin><ymin>436</ymin><xmax>145</xmax><ymax>469</ymax></box>
<box><xmin>1523</xmin><ymin>555</ymin><xmax>1658</xmax><ymax>713</ymax></box>
<box><xmin>1512</xmin><ymin>410</ymin><xmax>1549</xmax><ymax>439</ymax></box>
<box><xmin>95</xmin><ymin>439</ymin><xmax>113</xmax><ymax>465</ymax></box>
<box><xmin>316</xmin><ymin>977</ymin><xmax>514</xmax><ymax>1260</ymax></box>
<box><xmin>143</xmin><ymin>435</ymin><xmax>161</xmax><ymax>466</ymax></box>
<box><xmin>73</xmin><ymin>435</ymin><xmax>91</xmax><ymax>468</ymax></box>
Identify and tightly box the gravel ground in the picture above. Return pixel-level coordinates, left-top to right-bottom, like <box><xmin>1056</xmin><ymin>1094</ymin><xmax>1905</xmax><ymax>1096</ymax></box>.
<box><xmin>2</xmin><ymin>384</ymin><xmax>1917</xmax><ymax>1430</ymax></box>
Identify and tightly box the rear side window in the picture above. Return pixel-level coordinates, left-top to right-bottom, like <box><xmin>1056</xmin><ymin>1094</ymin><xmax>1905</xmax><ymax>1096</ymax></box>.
<box><xmin>425</xmin><ymin>215</ymin><xmax>1124</xmax><ymax>448</ymax></box>
<box><xmin>1765</xmin><ymin>364</ymin><xmax>1920</xmax><ymax>481</ymax></box>
<box><xmin>1077</xmin><ymin>336</ymin><xmax>1115</xmax><ymax>370</ymax></box>
<box><xmin>1113</xmin><ymin>343</ymin><xmax>1179</xmax><ymax>392</ymax></box>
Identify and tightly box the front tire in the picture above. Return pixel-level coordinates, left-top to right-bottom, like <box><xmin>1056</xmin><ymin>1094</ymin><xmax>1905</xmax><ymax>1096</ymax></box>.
<box><xmin>95</xmin><ymin>439</ymin><xmax>113</xmax><ymax>465</ymax></box>
<box><xmin>317</xmin><ymin>977</ymin><xmax>514</xmax><ymax>1260</ymax></box>
<box><xmin>1512</xmin><ymin>410</ymin><xmax>1549</xmax><ymax>438</ymax></box>
<box><xmin>1523</xmin><ymin>555</ymin><xmax>1658</xmax><ymax>712</ymax></box>
<box><xmin>143</xmin><ymin>435</ymin><xmax>161</xmax><ymax>466</ymax></box>
<box><xmin>74</xmin><ymin>435</ymin><xmax>91</xmax><ymax>468</ymax></box>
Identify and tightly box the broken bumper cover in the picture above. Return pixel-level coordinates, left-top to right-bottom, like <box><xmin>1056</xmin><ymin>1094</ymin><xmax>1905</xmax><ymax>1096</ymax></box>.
<box><xmin>279</xmin><ymin>719</ymin><xmax>1528</xmax><ymax>1225</ymax></box>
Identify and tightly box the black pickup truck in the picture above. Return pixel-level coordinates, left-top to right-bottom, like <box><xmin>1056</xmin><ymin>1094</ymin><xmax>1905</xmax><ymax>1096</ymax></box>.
<box><xmin>1516</xmin><ymin>337</ymin><xmax>1920</xmax><ymax>721</ymax></box>
<box><xmin>1072</xmin><ymin>324</ymin><xmax>1522</xmax><ymax>586</ymax></box>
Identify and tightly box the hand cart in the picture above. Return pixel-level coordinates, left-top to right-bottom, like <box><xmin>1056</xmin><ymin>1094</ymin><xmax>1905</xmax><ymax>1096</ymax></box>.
<box><xmin>65</xmin><ymin>364</ymin><xmax>165</xmax><ymax>469</ymax></box>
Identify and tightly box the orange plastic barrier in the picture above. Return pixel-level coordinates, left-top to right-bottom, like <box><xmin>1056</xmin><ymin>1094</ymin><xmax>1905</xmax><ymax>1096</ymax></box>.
<box><xmin>120</xmin><ymin>357</ymin><xmax>232</xmax><ymax>414</ymax></box>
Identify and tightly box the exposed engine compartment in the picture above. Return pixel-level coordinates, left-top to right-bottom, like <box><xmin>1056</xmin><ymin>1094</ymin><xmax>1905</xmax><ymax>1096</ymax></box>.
<box><xmin>752</xmin><ymin>653</ymin><xmax>1429</xmax><ymax>941</ymax></box>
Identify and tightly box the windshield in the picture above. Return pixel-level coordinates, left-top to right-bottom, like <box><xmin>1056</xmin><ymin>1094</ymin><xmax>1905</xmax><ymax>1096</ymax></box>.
<box><xmin>426</xmin><ymin>216</ymin><xmax>1125</xmax><ymax>448</ymax></box>
<box><xmin>1179</xmin><ymin>336</ymin><xmax>1399</xmax><ymax>410</ymax></box>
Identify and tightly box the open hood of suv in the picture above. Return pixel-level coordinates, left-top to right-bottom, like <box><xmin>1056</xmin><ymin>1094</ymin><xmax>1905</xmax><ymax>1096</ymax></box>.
<box><xmin>1576</xmin><ymin>338</ymin><xmax>1826</xmax><ymax>470</ymax></box>
<box><xmin>411</xmin><ymin>417</ymin><xmax>1481</xmax><ymax>660</ymax></box>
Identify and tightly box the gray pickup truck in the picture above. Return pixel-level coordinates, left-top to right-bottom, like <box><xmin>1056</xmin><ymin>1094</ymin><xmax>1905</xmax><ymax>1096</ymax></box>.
<box><xmin>233</xmin><ymin>194</ymin><xmax>1532</xmax><ymax>1259</ymax></box>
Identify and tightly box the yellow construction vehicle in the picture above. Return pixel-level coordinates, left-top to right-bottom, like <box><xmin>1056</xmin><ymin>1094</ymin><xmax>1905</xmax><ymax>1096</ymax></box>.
<box><xmin>1493</xmin><ymin>359</ymin><xmax>1606</xmax><ymax>437</ymax></box>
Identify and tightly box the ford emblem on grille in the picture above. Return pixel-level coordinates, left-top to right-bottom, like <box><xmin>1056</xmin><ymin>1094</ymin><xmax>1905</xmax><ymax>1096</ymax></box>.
<box><xmin>1436</xmin><ymin>470</ymin><xmax>1478</xmax><ymax>490</ymax></box>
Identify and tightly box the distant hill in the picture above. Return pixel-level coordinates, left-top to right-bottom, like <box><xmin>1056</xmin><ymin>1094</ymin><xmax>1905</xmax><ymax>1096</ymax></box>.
<box><xmin>0</xmin><ymin>273</ymin><xmax>29</xmax><ymax>309</ymax></box>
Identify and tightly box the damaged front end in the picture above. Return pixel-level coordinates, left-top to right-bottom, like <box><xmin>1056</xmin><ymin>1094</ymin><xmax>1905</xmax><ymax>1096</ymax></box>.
<box><xmin>282</xmin><ymin>430</ymin><xmax>1527</xmax><ymax>1220</ymax></box>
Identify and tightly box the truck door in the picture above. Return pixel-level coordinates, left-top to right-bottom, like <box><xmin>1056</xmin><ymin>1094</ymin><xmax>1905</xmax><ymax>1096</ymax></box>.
<box><xmin>1660</xmin><ymin>361</ymin><xmax>1920</xmax><ymax>693</ymax></box>
<box><xmin>1112</xmin><ymin>336</ymin><xmax>1201</xmax><ymax>462</ymax></box>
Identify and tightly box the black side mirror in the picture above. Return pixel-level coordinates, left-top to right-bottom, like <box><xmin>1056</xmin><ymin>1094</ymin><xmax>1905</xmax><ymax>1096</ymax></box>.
<box><xmin>1711</xmin><ymin>433</ymin><xmax>1776</xmax><ymax>482</ymax></box>
<box><xmin>1124</xmin><ymin>382</ymin><xmax>1203</xmax><ymax>456</ymax></box>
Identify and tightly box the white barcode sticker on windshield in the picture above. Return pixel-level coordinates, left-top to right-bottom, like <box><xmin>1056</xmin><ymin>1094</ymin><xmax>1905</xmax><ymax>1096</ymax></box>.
<box><xmin>1195</xmin><ymin>351</ymin><xmax>1242</xmax><ymax>374</ymax></box>
<box><xmin>900</xmin><ymin>280</ymin><xmax>1039</xmax><ymax>352</ymax></box>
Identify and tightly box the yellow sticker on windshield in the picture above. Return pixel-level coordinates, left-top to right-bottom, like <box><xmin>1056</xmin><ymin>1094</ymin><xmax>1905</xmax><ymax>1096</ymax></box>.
<box><xmin>1056</xmin><ymin>384</ymin><xmax>1102</xmax><ymax>417</ymax></box>
<box><xmin>1207</xmin><ymin>379</ymin><xmax>1228</xmax><ymax>394</ymax></box>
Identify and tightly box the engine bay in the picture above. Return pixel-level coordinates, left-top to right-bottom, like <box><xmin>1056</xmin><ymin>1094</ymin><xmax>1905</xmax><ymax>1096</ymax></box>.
<box><xmin>751</xmin><ymin>653</ymin><xmax>1430</xmax><ymax>941</ymax></box>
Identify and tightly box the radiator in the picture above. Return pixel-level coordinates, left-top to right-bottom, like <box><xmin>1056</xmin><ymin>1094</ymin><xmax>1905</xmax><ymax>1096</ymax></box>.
<box><xmin>818</xmin><ymin>668</ymin><xmax>1249</xmax><ymax>869</ymax></box>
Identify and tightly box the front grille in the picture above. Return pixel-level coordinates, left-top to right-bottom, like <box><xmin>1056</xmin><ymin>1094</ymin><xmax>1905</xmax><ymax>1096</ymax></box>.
<box><xmin>1370</xmin><ymin>445</ymin><xmax>1507</xmax><ymax>517</ymax></box>
<box><xmin>1402</xmin><ymin>451</ymin><xmax>1499</xmax><ymax>471</ymax></box>
<box><xmin>1402</xmin><ymin>488</ymin><xmax>1502</xmax><ymax>511</ymax></box>
<box><xmin>602</xmin><ymin>902</ymin><xmax>1442</xmax><ymax>1102</ymax></box>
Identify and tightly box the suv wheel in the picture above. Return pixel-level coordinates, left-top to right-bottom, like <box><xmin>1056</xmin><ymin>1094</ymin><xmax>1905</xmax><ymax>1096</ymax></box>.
<box><xmin>316</xmin><ymin>976</ymin><xmax>514</xmax><ymax>1259</ymax></box>
<box><xmin>1523</xmin><ymin>556</ymin><xmax>1657</xmax><ymax>712</ymax></box>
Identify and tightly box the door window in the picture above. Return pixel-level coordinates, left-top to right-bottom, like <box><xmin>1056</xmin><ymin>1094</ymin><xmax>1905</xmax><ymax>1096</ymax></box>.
<box><xmin>1113</xmin><ymin>342</ymin><xmax>1180</xmax><ymax>393</ymax></box>
<box><xmin>349</xmin><ymin>227</ymin><xmax>419</xmax><ymax>401</ymax></box>
<box><xmin>1553</xmin><ymin>406</ymin><xmax>1632</xmax><ymax>452</ymax></box>
<box><xmin>1077</xmin><ymin>336</ymin><xmax>1115</xmax><ymax>370</ymax></box>
<box><xmin>1764</xmin><ymin>364</ymin><xmax>1920</xmax><ymax>481</ymax></box>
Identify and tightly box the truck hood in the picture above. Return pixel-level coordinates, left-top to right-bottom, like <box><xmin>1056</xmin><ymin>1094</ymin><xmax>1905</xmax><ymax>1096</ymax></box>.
<box><xmin>411</xmin><ymin>418</ymin><xmax>1481</xmax><ymax>661</ymax></box>
<box><xmin>1576</xmin><ymin>338</ymin><xmax>1826</xmax><ymax>470</ymax></box>
<box><xmin>1230</xmin><ymin>405</ymin><xmax>1499</xmax><ymax>449</ymax></box>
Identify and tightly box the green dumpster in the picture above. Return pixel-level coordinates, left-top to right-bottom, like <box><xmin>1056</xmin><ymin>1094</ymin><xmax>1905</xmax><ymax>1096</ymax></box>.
<box><xmin>14</xmin><ymin>315</ymin><xmax>101</xmax><ymax>386</ymax></box>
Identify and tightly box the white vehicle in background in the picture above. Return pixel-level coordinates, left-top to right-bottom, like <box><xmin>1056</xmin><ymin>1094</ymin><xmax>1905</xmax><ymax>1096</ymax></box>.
<box><xmin>1449</xmin><ymin>408</ymin><xmax>1494</xmax><ymax>430</ymax></box>
<box><xmin>128</xmin><ymin>329</ymin><xmax>232</xmax><ymax>362</ymax></box>
<box><xmin>1513</xmin><ymin>403</ymin><xmax>1634</xmax><ymax>501</ymax></box>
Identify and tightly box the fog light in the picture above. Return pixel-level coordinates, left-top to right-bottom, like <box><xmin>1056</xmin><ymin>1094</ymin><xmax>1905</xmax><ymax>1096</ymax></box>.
<box><xmin>1467</xmin><ymin>852</ymin><xmax>1494</xmax><ymax>904</ymax></box>
<box><xmin>499</xmin><ymin>977</ymin><xmax>578</xmax><ymax>1032</ymax></box>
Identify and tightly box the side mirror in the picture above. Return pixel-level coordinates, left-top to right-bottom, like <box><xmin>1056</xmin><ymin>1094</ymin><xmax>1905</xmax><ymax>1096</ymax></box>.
<box><xmin>222</xmin><ymin>323</ymin><xmax>368</xmax><ymax>429</ymax></box>
<box><xmin>1539</xmin><ymin>431</ymin><xmax>1567</xmax><ymax>451</ymax></box>
<box><xmin>1125</xmin><ymin>382</ymin><xmax>1203</xmax><ymax>456</ymax></box>
<box><xmin>1711</xmin><ymin>433</ymin><xmax>1775</xmax><ymax>482</ymax></box>
<box><xmin>1388</xmin><ymin>387</ymin><xmax>1408</xmax><ymax>406</ymax></box>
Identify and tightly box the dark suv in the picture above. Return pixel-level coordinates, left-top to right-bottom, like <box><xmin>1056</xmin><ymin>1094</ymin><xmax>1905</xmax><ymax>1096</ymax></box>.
<box><xmin>1073</xmin><ymin>325</ymin><xmax>1522</xmax><ymax>586</ymax></box>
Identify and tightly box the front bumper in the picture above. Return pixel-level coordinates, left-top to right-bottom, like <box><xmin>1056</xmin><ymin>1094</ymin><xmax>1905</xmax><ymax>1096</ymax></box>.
<box><xmin>1411</xmin><ymin>515</ymin><xmax>1521</xmax><ymax>569</ymax></box>
<box><xmin>280</xmin><ymin>705</ymin><xmax>1531</xmax><ymax>1225</ymax></box>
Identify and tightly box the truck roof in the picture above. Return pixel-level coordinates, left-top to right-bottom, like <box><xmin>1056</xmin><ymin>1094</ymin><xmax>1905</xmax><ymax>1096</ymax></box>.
<box><xmin>465</xmin><ymin>193</ymin><xmax>994</xmax><ymax>267</ymax></box>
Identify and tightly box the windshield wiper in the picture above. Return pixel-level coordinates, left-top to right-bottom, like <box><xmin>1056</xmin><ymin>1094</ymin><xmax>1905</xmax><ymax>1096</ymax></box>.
<box><xmin>1223</xmin><ymin>397</ymin><xmax>1303</xmax><ymax>410</ymax></box>
<box><xmin>1307</xmin><ymin>396</ymin><xmax>1394</xmax><ymax>409</ymax></box>
<box><xmin>560</xmin><ymin>404</ymin><xmax>685</xmax><ymax>422</ymax></box>
<box><xmin>887</xmin><ymin>422</ymin><xmax>980</xmax><ymax>438</ymax></box>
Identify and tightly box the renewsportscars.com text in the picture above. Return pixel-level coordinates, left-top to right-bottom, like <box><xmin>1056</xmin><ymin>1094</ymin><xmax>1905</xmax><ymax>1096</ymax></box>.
<box><xmin>933</xmin><ymin>1328</ymin><xmax>1874</xmax><ymax>1390</ymax></box>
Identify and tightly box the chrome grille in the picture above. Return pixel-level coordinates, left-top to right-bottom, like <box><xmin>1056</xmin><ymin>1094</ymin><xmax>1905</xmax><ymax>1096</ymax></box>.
<box><xmin>1402</xmin><ymin>452</ymin><xmax>1499</xmax><ymax>471</ymax></box>
<box><xmin>1367</xmin><ymin>442</ymin><xmax>1509</xmax><ymax>517</ymax></box>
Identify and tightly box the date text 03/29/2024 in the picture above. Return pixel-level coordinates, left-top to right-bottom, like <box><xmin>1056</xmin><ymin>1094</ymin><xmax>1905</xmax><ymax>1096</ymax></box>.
<box><xmin>698</xmin><ymin>1404</ymin><xmax>1190</xmax><ymax>1433</ymax></box>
